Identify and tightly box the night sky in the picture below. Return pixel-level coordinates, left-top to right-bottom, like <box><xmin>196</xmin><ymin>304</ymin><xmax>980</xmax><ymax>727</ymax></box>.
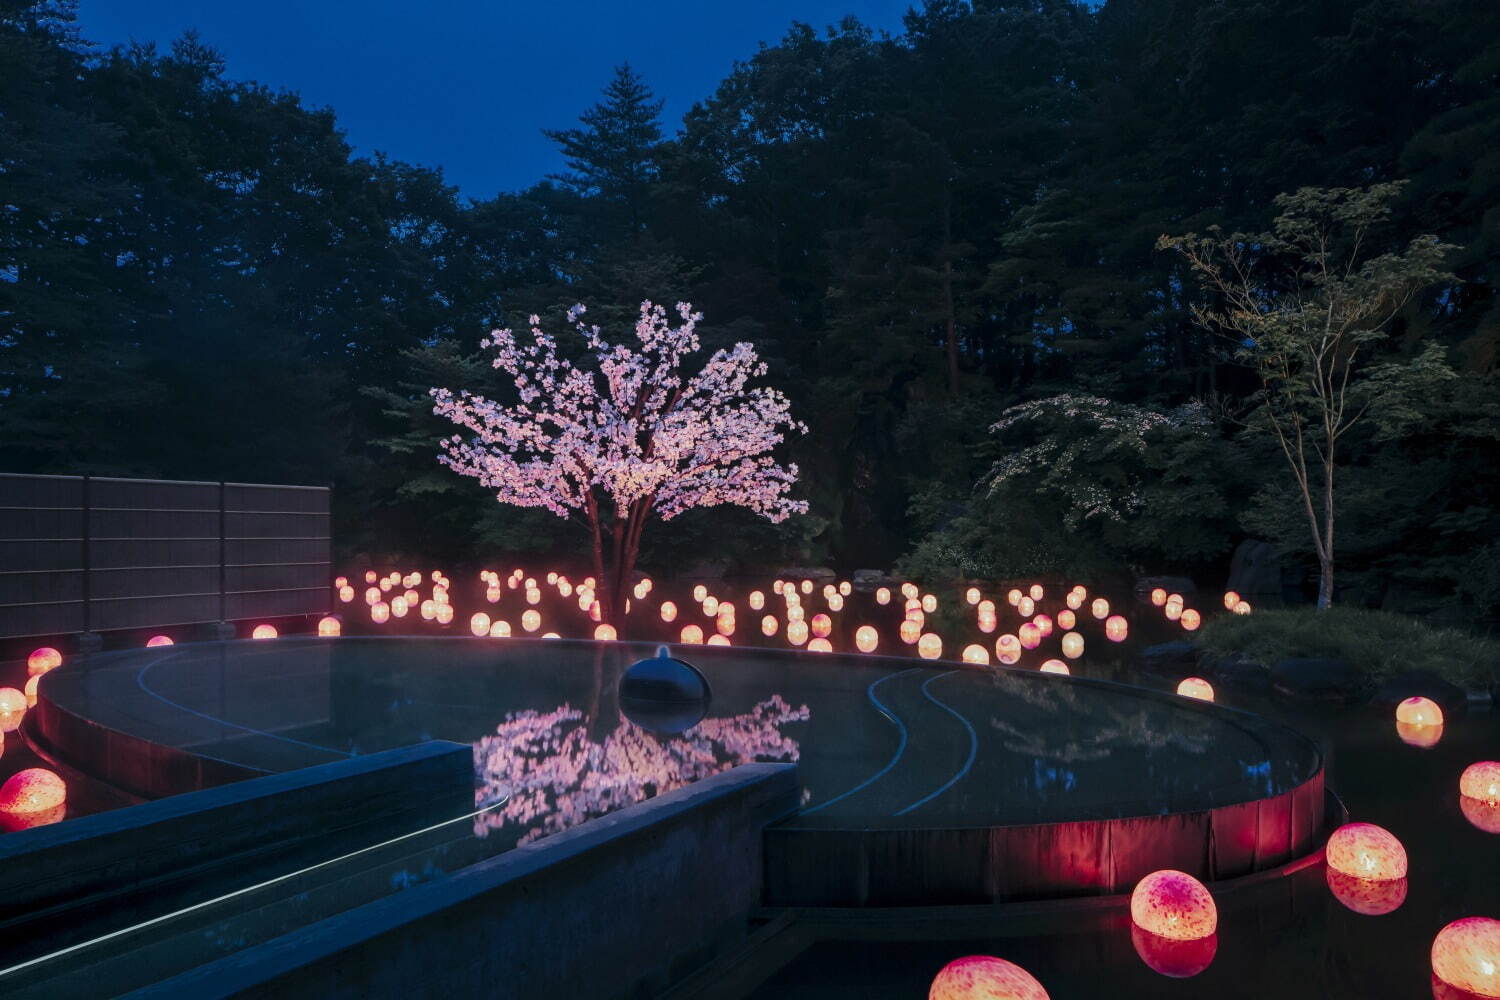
<box><xmin>77</xmin><ymin>1</ymin><xmax>911</xmax><ymax>200</ymax></box>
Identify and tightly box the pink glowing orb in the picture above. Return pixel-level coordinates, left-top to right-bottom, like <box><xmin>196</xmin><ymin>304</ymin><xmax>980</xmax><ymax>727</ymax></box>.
<box><xmin>810</xmin><ymin>613</ymin><xmax>832</xmax><ymax>638</ymax></box>
<box><xmin>1461</xmin><ymin>763</ymin><xmax>1500</xmax><ymax>805</ymax></box>
<box><xmin>995</xmin><ymin>635</ymin><xmax>1021</xmax><ymax>666</ymax></box>
<box><xmin>1223</xmin><ymin>590</ymin><xmax>1240</xmax><ymax>610</ymax></box>
<box><xmin>1233</xmin><ymin>600</ymin><xmax>1252</xmax><ymax>615</ymax></box>
<box><xmin>27</xmin><ymin>647</ymin><xmax>61</xmax><ymax>676</ymax></box>
<box><xmin>708</xmin><ymin>634</ymin><xmax>732</xmax><ymax>647</ymax></box>
<box><xmin>0</xmin><ymin>768</ymin><xmax>66</xmax><ymax>815</ymax></box>
<box><xmin>961</xmin><ymin>644</ymin><xmax>989</xmax><ymax>665</ymax></box>
<box><xmin>1017</xmin><ymin>624</ymin><xmax>1041</xmax><ymax>650</ymax></box>
<box><xmin>146</xmin><ymin>634</ymin><xmax>174</xmax><ymax>647</ymax></box>
<box><xmin>1056</xmin><ymin>609</ymin><xmax>1076</xmax><ymax>630</ymax></box>
<box><xmin>1176</xmin><ymin>677</ymin><xmax>1214</xmax><ymax>702</ymax></box>
<box><xmin>435</xmin><ymin>603</ymin><xmax>455</xmax><ymax>625</ymax></box>
<box><xmin>1065</xmin><ymin>590</ymin><xmax>1084</xmax><ymax>611</ymax></box>
<box><xmin>899</xmin><ymin>619</ymin><xmax>922</xmax><ymax>645</ymax></box>
<box><xmin>680</xmin><ymin>624</ymin><xmax>705</xmax><ymax>644</ymax></box>
<box><xmin>1151</xmin><ymin>587</ymin><xmax>1167</xmax><ymax>606</ymax></box>
<box><xmin>521</xmin><ymin>610</ymin><xmax>541</xmax><ymax>633</ymax></box>
<box><xmin>593</xmin><ymin>623</ymin><xmax>617</xmax><ymax>641</ymax></box>
<box><xmin>1016</xmin><ymin>597</ymin><xmax>1035</xmax><ymax>617</ymax></box>
<box><xmin>1164</xmin><ymin>603</ymin><xmax>1183</xmax><ymax>622</ymax></box>
<box><xmin>1327</xmin><ymin>868</ymin><xmax>1407</xmax><ymax>915</ymax></box>
<box><xmin>0</xmin><ymin>687</ymin><xmax>26</xmax><ymax>718</ymax></box>
<box><xmin>922</xmin><ymin>593</ymin><xmax>938</xmax><ymax>613</ymax></box>
<box><xmin>338</xmin><ymin>585</ymin><xmax>355</xmax><ymax>603</ymax></box>
<box><xmin>761</xmin><ymin>615</ymin><xmax>779</xmax><ymax>637</ymax></box>
<box><xmin>855</xmin><ymin>626</ymin><xmax>878</xmax><ymax>653</ymax></box>
<box><xmin>1090</xmin><ymin>597</ymin><xmax>1110</xmax><ymax>620</ymax></box>
<box><xmin>316</xmin><ymin>617</ymin><xmax>341</xmax><ymax>637</ymax></box>
<box><xmin>876</xmin><ymin>587</ymin><xmax>891</xmax><ymax>605</ymax></box>
<box><xmin>489</xmin><ymin>620</ymin><xmax>511</xmax><ymax>638</ymax></box>
<box><xmin>703</xmin><ymin>596</ymin><xmax>720</xmax><ymax>617</ymax></box>
<box><xmin>928</xmin><ymin>955</ymin><xmax>1049</xmax><ymax>1000</ymax></box>
<box><xmin>1130</xmin><ymin>870</ymin><xmax>1217</xmax><ymax>940</ymax></box>
<box><xmin>1006</xmin><ymin>589</ymin><xmax>1022</xmax><ymax>606</ymax></box>
<box><xmin>965</xmin><ymin>587</ymin><xmax>981</xmax><ymax>606</ymax></box>
<box><xmin>251</xmin><ymin>624</ymin><xmax>279</xmax><ymax>640</ymax></box>
<box><xmin>24</xmin><ymin>674</ymin><xmax>40</xmax><ymax>708</ymax></box>
<box><xmin>1399</xmin><ymin>720</ymin><xmax>1445</xmax><ymax>748</ymax></box>
<box><xmin>786</xmin><ymin>620</ymin><xmax>810</xmax><ymax>646</ymax></box>
<box><xmin>469</xmin><ymin>612</ymin><xmax>491</xmax><ymax>637</ymax></box>
<box><xmin>977</xmin><ymin>613</ymin><xmax>997</xmax><ymax>634</ymax></box>
<box><xmin>364</xmin><ymin>570</ymin><xmax>377</xmax><ymax>584</ymax></box>
<box><xmin>658</xmin><ymin>600</ymin><xmax>679</xmax><ymax>624</ymax></box>
<box><xmin>1104</xmin><ymin>615</ymin><xmax>1128</xmax><ymax>642</ymax></box>
<box><xmin>1060</xmin><ymin>631</ymin><xmax>1084</xmax><ymax>659</ymax></box>
<box><xmin>1396</xmin><ymin>696</ymin><xmax>1444</xmax><ymax>727</ymax></box>
<box><xmin>917</xmin><ymin>633</ymin><xmax>942</xmax><ymax>660</ymax></box>
<box><xmin>1432</xmin><ymin>918</ymin><xmax>1500</xmax><ymax>998</ymax></box>
<box><xmin>1460</xmin><ymin>796</ymin><xmax>1500</xmax><ymax>835</ymax></box>
<box><xmin>1131</xmin><ymin>924</ymin><xmax>1217</xmax><ymax>978</ymax></box>
<box><xmin>1325</xmin><ymin>822</ymin><xmax>1407</xmax><ymax>881</ymax></box>
<box><xmin>370</xmin><ymin>602</ymin><xmax>391</xmax><ymax>624</ymax></box>
<box><xmin>807</xmin><ymin>637</ymin><xmax>831</xmax><ymax>652</ymax></box>
<box><xmin>1180</xmin><ymin>608</ymin><xmax>1201</xmax><ymax>631</ymax></box>
<box><xmin>1032</xmin><ymin>614</ymin><xmax>1053</xmax><ymax>637</ymax></box>
<box><xmin>1039</xmin><ymin>659</ymin><xmax>1069</xmax><ymax>675</ymax></box>
<box><xmin>1028</xmin><ymin>584</ymin><xmax>1043</xmax><ymax>602</ymax></box>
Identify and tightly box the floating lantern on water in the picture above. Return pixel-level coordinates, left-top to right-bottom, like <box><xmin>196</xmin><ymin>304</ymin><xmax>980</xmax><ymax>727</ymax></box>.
<box><xmin>526</xmin><ymin>587</ymin><xmax>541</xmax><ymax>605</ymax></box>
<box><xmin>708</xmin><ymin>634</ymin><xmax>732</xmax><ymax>647</ymax></box>
<box><xmin>761</xmin><ymin>615</ymin><xmax>778</xmax><ymax>637</ymax></box>
<box><xmin>1056</xmin><ymin>609</ymin><xmax>1076</xmax><ymax>630</ymax></box>
<box><xmin>1233</xmin><ymin>600</ymin><xmax>1252</xmax><ymax>615</ymax></box>
<box><xmin>1177</xmin><ymin>677</ymin><xmax>1214</xmax><ymax>702</ymax></box>
<box><xmin>680</xmin><ymin>624</ymin><xmax>704</xmax><ymax>644</ymax></box>
<box><xmin>995</xmin><ymin>634</ymin><xmax>1021</xmax><ymax>665</ymax></box>
<box><xmin>1065</xmin><ymin>590</ymin><xmax>1084</xmax><ymax>611</ymax></box>
<box><xmin>489</xmin><ymin>620</ymin><xmax>511</xmax><ymax>638</ymax></box>
<box><xmin>364</xmin><ymin>571</ymin><xmax>377</xmax><ymax>584</ymax></box>
<box><xmin>703</xmin><ymin>596</ymin><xmax>720</xmax><ymax>616</ymax></box>
<box><xmin>1180</xmin><ymin>609</ymin><xmax>1201</xmax><ymax>631</ymax></box>
<box><xmin>317</xmin><ymin>616</ymin><xmax>341</xmax><ymax>637</ymax></box>
<box><xmin>807</xmin><ymin>637</ymin><xmax>832</xmax><ymax>652</ymax></box>
<box><xmin>1131</xmin><ymin>923</ymin><xmax>1217</xmax><ymax>979</ymax></box>
<box><xmin>1223</xmin><ymin>590</ymin><xmax>1240</xmax><ymax>610</ymax></box>
<box><xmin>977</xmin><ymin>613</ymin><xmax>997</xmax><ymax>635</ymax></box>
<box><xmin>1150</xmin><ymin>588</ymin><xmax>1167</xmax><ymax>606</ymax></box>
<box><xmin>470</xmin><ymin>612</ymin><xmax>491</xmax><ymax>637</ymax></box>
<box><xmin>389</xmin><ymin>595</ymin><xmax>408</xmax><ymax>618</ymax></box>
<box><xmin>928</xmin><ymin>954</ymin><xmax>1050</xmax><ymax>1000</ymax></box>
<box><xmin>810</xmin><ymin>613</ymin><xmax>832</xmax><ymax>638</ymax></box>
<box><xmin>520</xmin><ymin>610</ymin><xmax>541</xmax><ymax>633</ymax></box>
<box><xmin>902</xmin><ymin>582</ymin><xmax>919</xmax><ymax>599</ymax></box>
<box><xmin>922</xmin><ymin>593</ymin><xmax>938</xmax><ymax>613</ymax></box>
<box><xmin>1105</xmin><ymin>615</ymin><xmax>1128</xmax><ymax>642</ymax></box>
<box><xmin>1164</xmin><ymin>603</ymin><xmax>1183</xmax><ymax>622</ymax></box>
<box><xmin>1461</xmin><ymin>795</ymin><xmax>1500</xmax><ymax>835</ymax></box>
<box><xmin>977</xmin><ymin>599</ymin><xmax>995</xmax><ymax>616</ymax></box>
<box><xmin>371</xmin><ymin>602</ymin><xmax>390</xmax><ymax>624</ymax></box>
<box><xmin>403</xmin><ymin>588</ymin><xmax>419</xmax><ymax>605</ymax></box>
<box><xmin>146</xmin><ymin>634</ymin><xmax>174</xmax><ymax>647</ymax></box>
<box><xmin>918</xmin><ymin>633</ymin><xmax>942</xmax><ymax>660</ymax></box>
<box><xmin>855</xmin><ymin>626</ymin><xmax>878</xmax><ymax>653</ymax></box>
<box><xmin>379</xmin><ymin>578</ymin><xmax>393</xmax><ymax>592</ymax></box>
<box><xmin>1039</xmin><ymin>659</ymin><xmax>1069</xmax><ymax>675</ymax></box>
<box><xmin>558</xmin><ymin>580</ymin><xmax>574</xmax><ymax>598</ymax></box>
<box><xmin>1327</xmin><ymin>868</ymin><xmax>1407</xmax><ymax>915</ymax></box>
<box><xmin>716</xmin><ymin>617</ymin><xmax>735</xmax><ymax>637</ymax></box>
<box><xmin>786</xmin><ymin>620</ymin><xmax>809</xmax><ymax>646</ymax></box>
<box><xmin>1090</xmin><ymin>598</ymin><xmax>1110</xmax><ymax>620</ymax></box>
<box><xmin>1432</xmin><ymin>917</ymin><xmax>1500</xmax><ymax>998</ymax></box>
<box><xmin>660</xmin><ymin>601</ymin><xmax>678</xmax><ymax>623</ymax></box>
<box><xmin>749</xmin><ymin>590</ymin><xmax>765</xmax><ymax>610</ymax></box>
<box><xmin>876</xmin><ymin>587</ymin><xmax>891</xmax><ymax>605</ymax></box>
<box><xmin>365</xmin><ymin>587</ymin><xmax>381</xmax><ymax>605</ymax></box>
<box><xmin>905</xmin><ymin>597</ymin><xmax>923</xmax><ymax>613</ymax></box>
<box><xmin>1131</xmin><ymin>870</ymin><xmax>1217</xmax><ymax>941</ymax></box>
<box><xmin>1028</xmin><ymin>584</ymin><xmax>1043</xmax><ymax>601</ymax></box>
<box><xmin>839</xmin><ymin>581</ymin><xmax>852</xmax><ymax>596</ymax></box>
<box><xmin>828</xmin><ymin>593</ymin><xmax>844</xmax><ymax>612</ymax></box>
<box><xmin>27</xmin><ymin>647</ymin><xmax>62</xmax><ymax>676</ymax></box>
<box><xmin>965</xmin><ymin>587</ymin><xmax>981</xmax><ymax>606</ymax></box>
<box><xmin>486</xmin><ymin>586</ymin><xmax>501</xmax><ymax>603</ymax></box>
<box><xmin>1007</xmin><ymin>589</ymin><xmax>1022</xmax><ymax>607</ymax></box>
<box><xmin>435</xmin><ymin>603</ymin><xmax>454</xmax><ymax>625</ymax></box>
<box><xmin>1060</xmin><ymin>631</ymin><xmax>1084</xmax><ymax>659</ymax></box>
<box><xmin>1033</xmin><ymin>614</ymin><xmax>1054</xmax><ymax>638</ymax></box>
<box><xmin>594</xmin><ymin>623</ymin><xmax>617</xmax><ymax>641</ymax></box>
<box><xmin>1018</xmin><ymin>623</ymin><xmax>1041</xmax><ymax>650</ymax></box>
<box><xmin>1396</xmin><ymin>696</ymin><xmax>1444</xmax><ymax>727</ymax></box>
<box><xmin>788</xmin><ymin>605</ymin><xmax>806</xmax><ymax>623</ymax></box>
<box><xmin>251</xmin><ymin>624</ymin><xmax>277</xmax><ymax>640</ymax></box>
<box><xmin>339</xmin><ymin>586</ymin><xmax>355</xmax><ymax>603</ymax></box>
<box><xmin>419</xmin><ymin>599</ymin><xmax>436</xmax><ymax>620</ymax></box>
<box><xmin>1017</xmin><ymin>597</ymin><xmax>1035</xmax><ymax>617</ymax></box>
<box><xmin>0</xmin><ymin>768</ymin><xmax>66</xmax><ymax>828</ymax></box>
<box><xmin>899</xmin><ymin>620</ymin><xmax>922</xmax><ymax>645</ymax></box>
<box><xmin>800</xmin><ymin>580</ymin><xmax>813</xmax><ymax>595</ymax></box>
<box><xmin>1325</xmin><ymin>822</ymin><xmax>1407</xmax><ymax>881</ymax></box>
<box><xmin>961</xmin><ymin>644</ymin><xmax>989</xmax><ymax>665</ymax></box>
<box><xmin>24</xmin><ymin>674</ymin><xmax>40</xmax><ymax>708</ymax></box>
<box><xmin>1461</xmin><ymin>762</ymin><xmax>1500</xmax><ymax>805</ymax></box>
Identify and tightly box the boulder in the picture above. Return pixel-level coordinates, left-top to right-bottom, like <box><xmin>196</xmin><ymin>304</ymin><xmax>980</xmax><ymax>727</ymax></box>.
<box><xmin>1134</xmin><ymin>576</ymin><xmax>1196</xmax><ymax>600</ymax></box>
<box><xmin>777</xmin><ymin>566</ymin><xmax>837</xmax><ymax>582</ymax></box>
<box><xmin>1370</xmin><ymin>669</ymin><xmax>1470</xmax><ymax>717</ymax></box>
<box><xmin>1271</xmin><ymin>657</ymin><xmax>1365</xmax><ymax>704</ymax></box>
<box><xmin>852</xmin><ymin>568</ymin><xmax>896</xmax><ymax>591</ymax></box>
<box><xmin>1140</xmin><ymin>641</ymin><xmax>1202</xmax><ymax>678</ymax></box>
<box><xmin>1206</xmin><ymin>654</ymin><xmax>1272</xmax><ymax>695</ymax></box>
<box><xmin>1227</xmin><ymin>540</ymin><xmax>1282</xmax><ymax>597</ymax></box>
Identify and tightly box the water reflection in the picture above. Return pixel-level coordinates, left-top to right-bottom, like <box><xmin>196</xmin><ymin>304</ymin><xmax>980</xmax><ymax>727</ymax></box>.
<box><xmin>472</xmin><ymin>695</ymin><xmax>808</xmax><ymax>843</ymax></box>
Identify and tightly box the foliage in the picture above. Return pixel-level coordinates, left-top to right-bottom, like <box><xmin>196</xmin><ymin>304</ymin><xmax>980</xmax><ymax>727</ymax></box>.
<box><xmin>1199</xmin><ymin>607</ymin><xmax>1499</xmax><ymax>690</ymax></box>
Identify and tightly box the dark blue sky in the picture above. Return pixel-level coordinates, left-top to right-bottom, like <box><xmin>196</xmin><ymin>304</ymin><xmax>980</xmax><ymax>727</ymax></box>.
<box><xmin>78</xmin><ymin>1</ymin><xmax>911</xmax><ymax>200</ymax></box>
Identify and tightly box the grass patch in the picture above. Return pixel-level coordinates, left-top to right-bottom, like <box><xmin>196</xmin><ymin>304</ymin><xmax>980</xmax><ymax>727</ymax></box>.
<box><xmin>1198</xmin><ymin>606</ymin><xmax>1498</xmax><ymax>690</ymax></box>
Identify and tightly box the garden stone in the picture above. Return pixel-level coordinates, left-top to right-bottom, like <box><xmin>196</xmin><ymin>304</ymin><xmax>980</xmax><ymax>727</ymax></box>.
<box><xmin>1271</xmin><ymin>658</ymin><xmax>1365</xmax><ymax>704</ymax></box>
<box><xmin>1208</xmin><ymin>654</ymin><xmax>1272</xmax><ymax>695</ymax></box>
<box><xmin>777</xmin><ymin>566</ymin><xmax>836</xmax><ymax>582</ymax></box>
<box><xmin>1140</xmin><ymin>641</ymin><xmax>1201</xmax><ymax>678</ymax></box>
<box><xmin>1371</xmin><ymin>670</ymin><xmax>1469</xmax><ymax>717</ymax></box>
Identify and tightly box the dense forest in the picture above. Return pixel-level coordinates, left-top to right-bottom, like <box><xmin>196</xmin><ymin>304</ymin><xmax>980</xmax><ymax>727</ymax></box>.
<box><xmin>3</xmin><ymin>0</ymin><xmax>1497</xmax><ymax>620</ymax></box>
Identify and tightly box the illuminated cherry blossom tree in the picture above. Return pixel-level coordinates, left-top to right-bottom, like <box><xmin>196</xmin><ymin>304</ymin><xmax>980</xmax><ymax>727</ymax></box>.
<box><xmin>432</xmin><ymin>300</ymin><xmax>807</xmax><ymax>626</ymax></box>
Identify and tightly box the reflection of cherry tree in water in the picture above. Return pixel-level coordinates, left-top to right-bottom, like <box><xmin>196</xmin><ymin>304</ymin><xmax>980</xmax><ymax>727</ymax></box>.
<box><xmin>473</xmin><ymin>695</ymin><xmax>808</xmax><ymax>843</ymax></box>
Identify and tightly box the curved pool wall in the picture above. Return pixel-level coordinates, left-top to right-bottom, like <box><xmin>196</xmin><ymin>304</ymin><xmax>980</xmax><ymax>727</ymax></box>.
<box><xmin>31</xmin><ymin>636</ymin><xmax>1325</xmax><ymax>900</ymax></box>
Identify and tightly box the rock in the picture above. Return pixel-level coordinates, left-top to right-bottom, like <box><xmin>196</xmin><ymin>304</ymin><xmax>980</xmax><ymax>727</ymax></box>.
<box><xmin>852</xmin><ymin>568</ymin><xmax>896</xmax><ymax>591</ymax></box>
<box><xmin>1227</xmin><ymin>540</ymin><xmax>1281</xmax><ymax>597</ymax></box>
<box><xmin>1271</xmin><ymin>658</ymin><xmax>1365</xmax><ymax>704</ymax></box>
<box><xmin>1370</xmin><ymin>669</ymin><xmax>1469</xmax><ymax>717</ymax></box>
<box><xmin>1140</xmin><ymin>641</ymin><xmax>1202</xmax><ymax>678</ymax></box>
<box><xmin>777</xmin><ymin>566</ymin><xmax>837</xmax><ymax>582</ymax></box>
<box><xmin>1206</xmin><ymin>654</ymin><xmax>1272</xmax><ymax>695</ymax></box>
<box><xmin>1134</xmin><ymin>576</ymin><xmax>1196</xmax><ymax>601</ymax></box>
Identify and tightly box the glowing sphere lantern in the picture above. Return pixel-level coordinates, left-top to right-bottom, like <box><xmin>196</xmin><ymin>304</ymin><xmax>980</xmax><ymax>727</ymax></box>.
<box><xmin>1461</xmin><ymin>762</ymin><xmax>1500</xmax><ymax>805</ymax></box>
<box><xmin>317</xmin><ymin>616</ymin><xmax>341</xmax><ymax>637</ymax></box>
<box><xmin>716</xmin><ymin>616</ymin><xmax>736</xmax><ymax>637</ymax></box>
<box><xmin>521</xmin><ymin>610</ymin><xmax>541</xmax><ymax>633</ymax></box>
<box><xmin>24</xmin><ymin>674</ymin><xmax>39</xmax><ymax>708</ymax></box>
<box><xmin>1016</xmin><ymin>597</ymin><xmax>1035</xmax><ymax>617</ymax></box>
<box><xmin>1180</xmin><ymin>609</ymin><xmax>1201</xmax><ymax>631</ymax></box>
<box><xmin>379</xmin><ymin>578</ymin><xmax>393</xmax><ymax>592</ymax></box>
<box><xmin>800</xmin><ymin>580</ymin><xmax>813</xmax><ymax>595</ymax></box>
<box><xmin>922</xmin><ymin>593</ymin><xmax>938</xmax><ymax>613</ymax></box>
<box><xmin>761</xmin><ymin>613</ymin><xmax>781</xmax><ymax>637</ymax></box>
<box><xmin>1130</xmin><ymin>870</ymin><xmax>1217</xmax><ymax>941</ymax></box>
<box><xmin>839</xmin><ymin>581</ymin><xmax>852</xmax><ymax>596</ymax></box>
<box><xmin>660</xmin><ymin>601</ymin><xmax>678</xmax><ymax>623</ymax></box>
<box><xmin>965</xmin><ymin>587</ymin><xmax>981</xmax><ymax>606</ymax></box>
<box><xmin>526</xmin><ymin>587</ymin><xmax>542</xmax><ymax>606</ymax></box>
<box><xmin>489</xmin><ymin>620</ymin><xmax>511</xmax><ymax>638</ymax></box>
<box><xmin>486</xmin><ymin>586</ymin><xmax>502</xmax><ymax>603</ymax></box>
<box><xmin>420</xmin><ymin>599</ymin><xmax>436</xmax><ymax>620</ymax></box>
<box><xmin>371</xmin><ymin>602</ymin><xmax>390</xmax><ymax>624</ymax></box>
<box><xmin>1018</xmin><ymin>624</ymin><xmax>1041</xmax><ymax>650</ymax></box>
<box><xmin>1131</xmin><ymin>924</ymin><xmax>1217</xmax><ymax>979</ymax></box>
<box><xmin>876</xmin><ymin>587</ymin><xmax>891</xmax><ymax>605</ymax></box>
<box><xmin>808</xmin><ymin>637</ymin><xmax>832</xmax><ymax>652</ymax></box>
<box><xmin>1028</xmin><ymin>584</ymin><xmax>1044</xmax><ymax>601</ymax></box>
<box><xmin>977</xmin><ymin>599</ymin><xmax>996</xmax><ymax>616</ymax></box>
<box><xmin>0</xmin><ymin>689</ymin><xmax>22</xmax><ymax>733</ymax></box>
<box><xmin>546</xmin><ymin>571</ymin><xmax>557</xmax><ymax>585</ymax></box>
<box><xmin>679</xmin><ymin>624</ymin><xmax>704</xmax><ymax>644</ymax></box>
<box><xmin>1151</xmin><ymin>588</ymin><xmax>1167</xmax><ymax>607</ymax></box>
<box><xmin>1461</xmin><ymin>796</ymin><xmax>1500</xmax><ymax>835</ymax></box>
<box><xmin>1325</xmin><ymin>822</ymin><xmax>1407</xmax><ymax>881</ymax></box>
<box><xmin>28</xmin><ymin>647</ymin><xmax>62</xmax><ymax>676</ymax></box>
<box><xmin>632</xmin><ymin>581</ymin><xmax>648</xmax><ymax>600</ymax></box>
<box><xmin>435</xmin><ymin>603</ymin><xmax>454</xmax><ymax>626</ymax></box>
<box><xmin>1223</xmin><ymin>590</ymin><xmax>1240</xmax><ymax>611</ymax></box>
<box><xmin>588</xmin><ymin>601</ymin><xmax>602</xmax><ymax>623</ymax></box>
<box><xmin>905</xmin><ymin>609</ymin><xmax>925</xmax><ymax>630</ymax></box>
<box><xmin>251</xmin><ymin>624</ymin><xmax>278</xmax><ymax>640</ymax></box>
<box><xmin>1431</xmin><ymin>917</ymin><xmax>1500</xmax><ymax>998</ymax></box>
<box><xmin>1040</xmin><ymin>659</ymin><xmax>1069</xmax><ymax>675</ymax></box>
<box><xmin>1395</xmin><ymin>696</ymin><xmax>1444</xmax><ymax>728</ymax></box>
<box><xmin>146</xmin><ymin>634</ymin><xmax>174</xmax><ymax>647</ymax></box>
<box><xmin>788</xmin><ymin>605</ymin><xmax>806</xmax><ymax>623</ymax></box>
<box><xmin>786</xmin><ymin>620</ymin><xmax>809</xmax><ymax>646</ymax></box>
<box><xmin>1060</xmin><ymin>631</ymin><xmax>1084</xmax><ymax>659</ymax></box>
<box><xmin>0</xmin><ymin>768</ymin><xmax>66</xmax><ymax>822</ymax></box>
<box><xmin>828</xmin><ymin>594</ymin><xmax>845</xmax><ymax>612</ymax></box>
<box><xmin>1166</xmin><ymin>593</ymin><xmax>1183</xmax><ymax>608</ymax></box>
<box><xmin>1164</xmin><ymin>603</ymin><xmax>1183</xmax><ymax>622</ymax></box>
<box><xmin>594</xmin><ymin>623</ymin><xmax>617</xmax><ymax>641</ymax></box>
<box><xmin>899</xmin><ymin>620</ymin><xmax>922</xmax><ymax>645</ymax></box>
<box><xmin>855</xmin><ymin>626</ymin><xmax>878</xmax><ymax>653</ymax></box>
<box><xmin>1398</xmin><ymin>720</ymin><xmax>1445</xmax><ymax>748</ymax></box>
<box><xmin>927</xmin><ymin>955</ymin><xmax>1050</xmax><ymax>1000</ymax></box>
<box><xmin>1033</xmin><ymin>614</ymin><xmax>1054</xmax><ymax>637</ymax></box>
<box><xmin>917</xmin><ymin>633</ymin><xmax>942</xmax><ymax>660</ymax></box>
<box><xmin>391</xmin><ymin>596</ymin><xmax>409</xmax><ymax>618</ymax></box>
<box><xmin>749</xmin><ymin>590</ymin><xmax>765</xmax><ymax>611</ymax></box>
<box><xmin>823</xmin><ymin>584</ymin><xmax>837</xmax><ymax>601</ymax></box>
<box><xmin>708</xmin><ymin>634</ymin><xmax>732</xmax><ymax>647</ymax></box>
<box><xmin>1105</xmin><ymin>615</ymin><xmax>1129</xmax><ymax>642</ymax></box>
<box><xmin>811</xmin><ymin>613</ymin><xmax>832</xmax><ymax>638</ymax></box>
<box><xmin>995</xmin><ymin>634</ymin><xmax>1021</xmax><ymax>665</ymax></box>
<box><xmin>364</xmin><ymin>570</ymin><xmax>377</xmax><ymax>584</ymax></box>
<box><xmin>906</xmin><ymin>597</ymin><xmax>923</xmax><ymax>613</ymax></box>
<box><xmin>1089</xmin><ymin>598</ymin><xmax>1109</xmax><ymax>620</ymax></box>
<box><xmin>902</xmin><ymin>582</ymin><xmax>919</xmax><ymax>599</ymax></box>
<box><xmin>365</xmin><ymin>586</ymin><xmax>381</xmax><ymax>605</ymax></box>
<box><xmin>1326</xmin><ymin>868</ymin><xmax>1408</xmax><ymax>915</ymax></box>
<box><xmin>1007</xmin><ymin>589</ymin><xmax>1022</xmax><ymax>607</ymax></box>
<box><xmin>1057</xmin><ymin>609</ymin><xmax>1076</xmax><ymax>630</ymax></box>
<box><xmin>338</xmin><ymin>586</ymin><xmax>355</xmax><ymax>603</ymax></box>
<box><xmin>961</xmin><ymin>644</ymin><xmax>989</xmax><ymax>665</ymax></box>
<box><xmin>977</xmin><ymin>612</ymin><xmax>997</xmax><ymax>634</ymax></box>
<box><xmin>558</xmin><ymin>580</ymin><xmax>573</xmax><ymax>598</ymax></box>
<box><xmin>1176</xmin><ymin>677</ymin><xmax>1214</xmax><ymax>702</ymax></box>
<box><xmin>1233</xmin><ymin>600</ymin><xmax>1252</xmax><ymax>615</ymax></box>
<box><xmin>703</xmin><ymin>596</ymin><xmax>720</xmax><ymax>617</ymax></box>
<box><xmin>1065</xmin><ymin>590</ymin><xmax>1084</xmax><ymax>611</ymax></box>
<box><xmin>470</xmin><ymin>612</ymin><xmax>491</xmax><ymax>637</ymax></box>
